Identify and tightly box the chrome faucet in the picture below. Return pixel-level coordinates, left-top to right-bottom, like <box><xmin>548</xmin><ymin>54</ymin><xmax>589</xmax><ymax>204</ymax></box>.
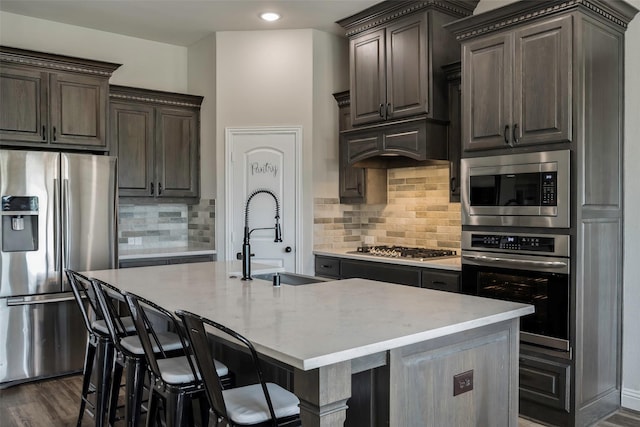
<box><xmin>242</xmin><ymin>189</ymin><xmax>282</xmax><ymax>280</ymax></box>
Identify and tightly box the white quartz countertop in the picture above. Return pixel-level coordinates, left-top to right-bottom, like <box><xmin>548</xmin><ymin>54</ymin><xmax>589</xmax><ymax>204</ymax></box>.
<box><xmin>83</xmin><ymin>261</ymin><xmax>531</xmax><ymax>371</ymax></box>
<box><xmin>119</xmin><ymin>245</ymin><xmax>216</xmax><ymax>260</ymax></box>
<box><xmin>314</xmin><ymin>248</ymin><xmax>461</xmax><ymax>271</ymax></box>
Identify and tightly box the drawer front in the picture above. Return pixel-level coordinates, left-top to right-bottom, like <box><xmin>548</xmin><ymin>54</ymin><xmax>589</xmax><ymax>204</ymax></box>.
<box><xmin>341</xmin><ymin>259</ymin><xmax>421</xmax><ymax>287</ymax></box>
<box><xmin>519</xmin><ymin>353</ymin><xmax>570</xmax><ymax>412</ymax></box>
<box><xmin>315</xmin><ymin>256</ymin><xmax>341</xmax><ymax>279</ymax></box>
<box><xmin>168</xmin><ymin>255</ymin><xmax>214</xmax><ymax>264</ymax></box>
<box><xmin>421</xmin><ymin>270</ymin><xmax>460</xmax><ymax>292</ymax></box>
<box><xmin>119</xmin><ymin>258</ymin><xmax>168</xmax><ymax>268</ymax></box>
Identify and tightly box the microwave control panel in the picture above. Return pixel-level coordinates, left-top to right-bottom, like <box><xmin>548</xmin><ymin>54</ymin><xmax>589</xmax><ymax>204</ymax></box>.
<box><xmin>470</xmin><ymin>234</ymin><xmax>555</xmax><ymax>252</ymax></box>
<box><xmin>541</xmin><ymin>172</ymin><xmax>557</xmax><ymax>206</ymax></box>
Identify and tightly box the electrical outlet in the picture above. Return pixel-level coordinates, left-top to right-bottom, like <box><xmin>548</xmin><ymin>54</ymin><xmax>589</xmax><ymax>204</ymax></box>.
<box><xmin>364</xmin><ymin>235</ymin><xmax>374</xmax><ymax>245</ymax></box>
<box><xmin>453</xmin><ymin>370</ymin><xmax>473</xmax><ymax>396</ymax></box>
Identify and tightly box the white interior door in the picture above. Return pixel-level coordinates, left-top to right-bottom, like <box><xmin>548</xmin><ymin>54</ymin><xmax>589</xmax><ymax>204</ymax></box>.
<box><xmin>226</xmin><ymin>127</ymin><xmax>300</xmax><ymax>272</ymax></box>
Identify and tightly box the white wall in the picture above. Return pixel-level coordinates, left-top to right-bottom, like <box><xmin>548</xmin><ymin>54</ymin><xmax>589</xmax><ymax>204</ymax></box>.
<box><xmin>187</xmin><ymin>34</ymin><xmax>217</xmax><ymax>199</ymax></box>
<box><xmin>474</xmin><ymin>0</ymin><xmax>640</xmax><ymax>412</ymax></box>
<box><xmin>215</xmin><ymin>29</ymin><xmax>347</xmax><ymax>273</ymax></box>
<box><xmin>0</xmin><ymin>11</ymin><xmax>188</xmax><ymax>92</ymax></box>
<box><xmin>312</xmin><ymin>30</ymin><xmax>349</xmax><ymax>198</ymax></box>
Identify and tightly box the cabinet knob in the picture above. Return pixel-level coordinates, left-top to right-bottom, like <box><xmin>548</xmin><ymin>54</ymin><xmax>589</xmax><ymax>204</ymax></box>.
<box><xmin>378</xmin><ymin>103</ymin><xmax>385</xmax><ymax>118</ymax></box>
<box><xmin>42</xmin><ymin>125</ymin><xmax>46</xmax><ymax>141</ymax></box>
<box><xmin>150</xmin><ymin>182</ymin><xmax>154</xmax><ymax>195</ymax></box>
<box><xmin>52</xmin><ymin>126</ymin><xmax>57</xmax><ymax>142</ymax></box>
<box><xmin>504</xmin><ymin>125</ymin><xmax>510</xmax><ymax>145</ymax></box>
<box><xmin>285</xmin><ymin>246</ymin><xmax>292</xmax><ymax>253</ymax></box>
<box><xmin>158</xmin><ymin>183</ymin><xmax>162</xmax><ymax>195</ymax></box>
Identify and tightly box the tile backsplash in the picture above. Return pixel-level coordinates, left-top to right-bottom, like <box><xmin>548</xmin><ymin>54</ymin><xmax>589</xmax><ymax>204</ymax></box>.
<box><xmin>118</xmin><ymin>199</ymin><xmax>215</xmax><ymax>249</ymax></box>
<box><xmin>314</xmin><ymin>164</ymin><xmax>461</xmax><ymax>252</ymax></box>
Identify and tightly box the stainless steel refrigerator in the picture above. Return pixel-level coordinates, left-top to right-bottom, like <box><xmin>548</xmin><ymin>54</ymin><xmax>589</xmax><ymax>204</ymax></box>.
<box><xmin>0</xmin><ymin>149</ymin><xmax>117</xmax><ymax>387</ymax></box>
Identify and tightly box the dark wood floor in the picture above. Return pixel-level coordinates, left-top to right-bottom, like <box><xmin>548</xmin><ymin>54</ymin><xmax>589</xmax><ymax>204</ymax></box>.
<box><xmin>1</xmin><ymin>374</ymin><xmax>639</xmax><ymax>426</ymax></box>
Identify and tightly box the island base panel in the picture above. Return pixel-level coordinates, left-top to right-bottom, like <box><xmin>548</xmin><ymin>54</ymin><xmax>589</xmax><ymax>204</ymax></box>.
<box><xmin>390</xmin><ymin>319</ymin><xmax>520</xmax><ymax>427</ymax></box>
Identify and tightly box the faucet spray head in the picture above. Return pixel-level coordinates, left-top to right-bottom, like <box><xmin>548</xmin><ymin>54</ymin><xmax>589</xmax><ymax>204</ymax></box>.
<box><xmin>274</xmin><ymin>218</ymin><xmax>282</xmax><ymax>242</ymax></box>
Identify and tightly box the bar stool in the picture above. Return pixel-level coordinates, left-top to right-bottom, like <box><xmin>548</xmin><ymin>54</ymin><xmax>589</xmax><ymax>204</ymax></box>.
<box><xmin>124</xmin><ymin>292</ymin><xmax>233</xmax><ymax>427</ymax></box>
<box><xmin>176</xmin><ymin>310</ymin><xmax>301</xmax><ymax>427</ymax></box>
<box><xmin>91</xmin><ymin>279</ymin><xmax>185</xmax><ymax>427</ymax></box>
<box><xmin>65</xmin><ymin>270</ymin><xmax>135</xmax><ymax>427</ymax></box>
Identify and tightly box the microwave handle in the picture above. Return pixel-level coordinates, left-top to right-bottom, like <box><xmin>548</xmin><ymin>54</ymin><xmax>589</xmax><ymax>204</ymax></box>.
<box><xmin>463</xmin><ymin>254</ymin><xmax>568</xmax><ymax>269</ymax></box>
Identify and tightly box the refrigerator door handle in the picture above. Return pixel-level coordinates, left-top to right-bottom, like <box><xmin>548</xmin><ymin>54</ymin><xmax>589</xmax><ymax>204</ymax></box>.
<box><xmin>62</xmin><ymin>178</ymin><xmax>70</xmax><ymax>271</ymax></box>
<box><xmin>6</xmin><ymin>292</ymin><xmax>80</xmax><ymax>306</ymax></box>
<box><xmin>54</xmin><ymin>178</ymin><xmax>61</xmax><ymax>272</ymax></box>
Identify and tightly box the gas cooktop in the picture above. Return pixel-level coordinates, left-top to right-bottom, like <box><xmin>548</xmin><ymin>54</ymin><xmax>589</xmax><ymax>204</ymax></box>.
<box><xmin>349</xmin><ymin>245</ymin><xmax>457</xmax><ymax>260</ymax></box>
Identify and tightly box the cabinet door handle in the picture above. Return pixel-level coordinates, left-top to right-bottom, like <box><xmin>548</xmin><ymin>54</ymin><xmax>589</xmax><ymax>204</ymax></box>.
<box><xmin>42</xmin><ymin>125</ymin><xmax>46</xmax><ymax>141</ymax></box>
<box><xmin>52</xmin><ymin>126</ymin><xmax>57</xmax><ymax>141</ymax></box>
<box><xmin>513</xmin><ymin>123</ymin><xmax>520</xmax><ymax>144</ymax></box>
<box><xmin>386</xmin><ymin>102</ymin><xmax>391</xmax><ymax>118</ymax></box>
<box><xmin>158</xmin><ymin>183</ymin><xmax>162</xmax><ymax>195</ymax></box>
<box><xmin>150</xmin><ymin>182</ymin><xmax>154</xmax><ymax>195</ymax></box>
<box><xmin>378</xmin><ymin>103</ymin><xmax>385</xmax><ymax>118</ymax></box>
<box><xmin>504</xmin><ymin>125</ymin><xmax>510</xmax><ymax>145</ymax></box>
<box><xmin>450</xmin><ymin>177</ymin><xmax>456</xmax><ymax>193</ymax></box>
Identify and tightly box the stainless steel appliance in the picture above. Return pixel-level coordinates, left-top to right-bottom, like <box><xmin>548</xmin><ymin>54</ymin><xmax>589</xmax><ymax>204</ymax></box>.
<box><xmin>461</xmin><ymin>150</ymin><xmax>570</xmax><ymax>228</ymax></box>
<box><xmin>350</xmin><ymin>245</ymin><xmax>456</xmax><ymax>261</ymax></box>
<box><xmin>0</xmin><ymin>150</ymin><xmax>117</xmax><ymax>387</ymax></box>
<box><xmin>461</xmin><ymin>230</ymin><xmax>570</xmax><ymax>353</ymax></box>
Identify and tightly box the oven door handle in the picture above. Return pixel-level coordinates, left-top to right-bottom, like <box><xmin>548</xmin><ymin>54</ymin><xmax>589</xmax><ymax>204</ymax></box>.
<box><xmin>462</xmin><ymin>254</ymin><xmax>568</xmax><ymax>268</ymax></box>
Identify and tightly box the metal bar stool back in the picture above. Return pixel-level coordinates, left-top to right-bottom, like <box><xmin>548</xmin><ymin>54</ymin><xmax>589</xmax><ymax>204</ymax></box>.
<box><xmin>65</xmin><ymin>270</ymin><xmax>118</xmax><ymax>427</ymax></box>
<box><xmin>91</xmin><ymin>279</ymin><xmax>173</xmax><ymax>427</ymax></box>
<box><xmin>125</xmin><ymin>292</ymin><xmax>231</xmax><ymax>427</ymax></box>
<box><xmin>176</xmin><ymin>310</ymin><xmax>301</xmax><ymax>427</ymax></box>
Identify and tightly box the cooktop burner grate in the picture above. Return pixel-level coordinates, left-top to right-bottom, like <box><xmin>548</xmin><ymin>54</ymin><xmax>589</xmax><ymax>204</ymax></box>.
<box><xmin>354</xmin><ymin>245</ymin><xmax>457</xmax><ymax>259</ymax></box>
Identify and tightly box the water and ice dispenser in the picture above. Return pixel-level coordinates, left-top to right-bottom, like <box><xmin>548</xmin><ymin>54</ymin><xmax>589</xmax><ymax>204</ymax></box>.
<box><xmin>1</xmin><ymin>196</ymin><xmax>39</xmax><ymax>252</ymax></box>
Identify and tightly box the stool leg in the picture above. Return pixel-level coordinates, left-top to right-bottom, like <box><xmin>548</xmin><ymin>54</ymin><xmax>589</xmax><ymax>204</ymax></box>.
<box><xmin>95</xmin><ymin>340</ymin><xmax>114</xmax><ymax>427</ymax></box>
<box><xmin>145</xmin><ymin>389</ymin><xmax>160</xmax><ymax>427</ymax></box>
<box><xmin>165</xmin><ymin>391</ymin><xmax>187</xmax><ymax>427</ymax></box>
<box><xmin>125</xmin><ymin>356</ymin><xmax>146</xmax><ymax>427</ymax></box>
<box><xmin>108</xmin><ymin>356</ymin><xmax>124</xmax><ymax>426</ymax></box>
<box><xmin>77</xmin><ymin>337</ymin><xmax>96</xmax><ymax>427</ymax></box>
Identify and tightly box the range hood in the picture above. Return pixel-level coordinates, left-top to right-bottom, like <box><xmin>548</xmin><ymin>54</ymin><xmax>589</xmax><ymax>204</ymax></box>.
<box><xmin>342</xmin><ymin>115</ymin><xmax>450</xmax><ymax>169</ymax></box>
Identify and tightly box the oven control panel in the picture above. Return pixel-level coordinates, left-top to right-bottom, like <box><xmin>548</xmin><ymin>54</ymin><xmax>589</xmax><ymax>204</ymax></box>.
<box><xmin>470</xmin><ymin>234</ymin><xmax>555</xmax><ymax>252</ymax></box>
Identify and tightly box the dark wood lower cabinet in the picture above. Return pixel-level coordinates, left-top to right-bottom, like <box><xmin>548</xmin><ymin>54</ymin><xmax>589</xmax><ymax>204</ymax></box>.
<box><xmin>118</xmin><ymin>254</ymin><xmax>213</xmax><ymax>268</ymax></box>
<box><xmin>315</xmin><ymin>255</ymin><xmax>460</xmax><ymax>292</ymax></box>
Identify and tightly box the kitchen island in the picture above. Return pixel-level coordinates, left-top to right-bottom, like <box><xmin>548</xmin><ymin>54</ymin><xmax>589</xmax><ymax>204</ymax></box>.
<box><xmin>84</xmin><ymin>261</ymin><xmax>533</xmax><ymax>427</ymax></box>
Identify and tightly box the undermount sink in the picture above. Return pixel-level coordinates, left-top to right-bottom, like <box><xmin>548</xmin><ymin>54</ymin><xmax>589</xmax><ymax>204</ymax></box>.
<box><xmin>251</xmin><ymin>272</ymin><xmax>331</xmax><ymax>286</ymax></box>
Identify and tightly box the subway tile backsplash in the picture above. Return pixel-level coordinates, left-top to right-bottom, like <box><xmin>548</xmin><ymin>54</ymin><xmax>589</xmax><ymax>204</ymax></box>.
<box><xmin>118</xmin><ymin>199</ymin><xmax>215</xmax><ymax>250</ymax></box>
<box><xmin>314</xmin><ymin>164</ymin><xmax>461</xmax><ymax>252</ymax></box>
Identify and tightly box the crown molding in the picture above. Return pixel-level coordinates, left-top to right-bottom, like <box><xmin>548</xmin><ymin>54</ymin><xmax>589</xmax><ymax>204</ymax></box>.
<box><xmin>444</xmin><ymin>0</ymin><xmax>639</xmax><ymax>41</ymax></box>
<box><xmin>337</xmin><ymin>0</ymin><xmax>479</xmax><ymax>37</ymax></box>
<box><xmin>0</xmin><ymin>46</ymin><xmax>121</xmax><ymax>77</ymax></box>
<box><xmin>110</xmin><ymin>85</ymin><xmax>203</xmax><ymax>108</ymax></box>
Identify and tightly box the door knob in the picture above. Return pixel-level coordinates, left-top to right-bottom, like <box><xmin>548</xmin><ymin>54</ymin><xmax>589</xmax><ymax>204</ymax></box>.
<box><xmin>285</xmin><ymin>246</ymin><xmax>292</xmax><ymax>253</ymax></box>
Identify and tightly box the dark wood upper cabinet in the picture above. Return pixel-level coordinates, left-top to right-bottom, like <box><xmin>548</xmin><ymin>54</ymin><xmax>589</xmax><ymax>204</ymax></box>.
<box><xmin>459</xmin><ymin>16</ymin><xmax>572</xmax><ymax>151</ymax></box>
<box><xmin>333</xmin><ymin>91</ymin><xmax>386</xmax><ymax>204</ymax></box>
<box><xmin>350</xmin><ymin>13</ymin><xmax>428</xmax><ymax>126</ymax></box>
<box><xmin>0</xmin><ymin>46</ymin><xmax>120</xmax><ymax>151</ymax></box>
<box><xmin>337</xmin><ymin>0</ymin><xmax>478</xmax><ymax>167</ymax></box>
<box><xmin>110</xmin><ymin>85</ymin><xmax>202</xmax><ymax>202</ymax></box>
<box><xmin>443</xmin><ymin>62</ymin><xmax>461</xmax><ymax>203</ymax></box>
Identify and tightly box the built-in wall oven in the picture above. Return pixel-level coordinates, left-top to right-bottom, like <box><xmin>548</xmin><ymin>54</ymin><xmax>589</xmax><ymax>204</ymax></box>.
<box><xmin>461</xmin><ymin>150</ymin><xmax>570</xmax><ymax>228</ymax></box>
<box><xmin>461</xmin><ymin>231</ymin><xmax>570</xmax><ymax>353</ymax></box>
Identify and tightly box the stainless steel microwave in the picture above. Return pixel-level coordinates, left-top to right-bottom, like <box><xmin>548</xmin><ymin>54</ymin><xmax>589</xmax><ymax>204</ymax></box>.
<box><xmin>461</xmin><ymin>150</ymin><xmax>570</xmax><ymax>228</ymax></box>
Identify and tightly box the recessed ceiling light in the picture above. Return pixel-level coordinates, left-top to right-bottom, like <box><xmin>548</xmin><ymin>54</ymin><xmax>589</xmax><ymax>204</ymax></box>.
<box><xmin>260</xmin><ymin>12</ymin><xmax>281</xmax><ymax>22</ymax></box>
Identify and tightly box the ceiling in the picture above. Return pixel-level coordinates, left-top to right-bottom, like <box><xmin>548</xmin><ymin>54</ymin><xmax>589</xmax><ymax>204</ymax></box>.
<box><xmin>0</xmin><ymin>0</ymin><xmax>382</xmax><ymax>46</ymax></box>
